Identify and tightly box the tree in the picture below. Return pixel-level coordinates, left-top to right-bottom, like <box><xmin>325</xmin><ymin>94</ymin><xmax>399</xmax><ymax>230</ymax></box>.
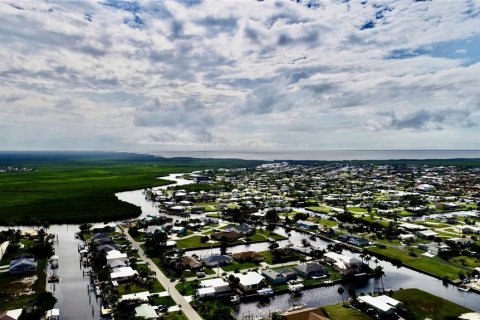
<box><xmin>347</xmin><ymin>288</ymin><xmax>357</xmax><ymax>302</ymax></box>
<box><xmin>19</xmin><ymin>292</ymin><xmax>57</xmax><ymax>320</ymax></box>
<box><xmin>265</xmin><ymin>210</ymin><xmax>279</xmax><ymax>222</ymax></box>
<box><xmin>79</xmin><ymin>223</ymin><xmax>93</xmax><ymax>234</ymax></box>
<box><xmin>220</xmin><ymin>241</ymin><xmax>228</xmax><ymax>255</ymax></box>
<box><xmin>337</xmin><ymin>287</ymin><xmax>345</xmax><ymax>305</ymax></box>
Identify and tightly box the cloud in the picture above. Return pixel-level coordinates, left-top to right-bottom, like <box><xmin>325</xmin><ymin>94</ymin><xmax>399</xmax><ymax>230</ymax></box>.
<box><xmin>366</xmin><ymin>109</ymin><xmax>477</xmax><ymax>131</ymax></box>
<box><xmin>0</xmin><ymin>0</ymin><xmax>479</xmax><ymax>151</ymax></box>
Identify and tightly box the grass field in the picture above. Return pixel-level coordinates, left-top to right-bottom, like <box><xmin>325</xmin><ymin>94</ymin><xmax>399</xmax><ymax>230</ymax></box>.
<box><xmin>392</xmin><ymin>288</ymin><xmax>471</xmax><ymax>320</ymax></box>
<box><xmin>323</xmin><ymin>303</ymin><xmax>372</xmax><ymax>320</ymax></box>
<box><xmin>367</xmin><ymin>246</ymin><xmax>469</xmax><ymax>280</ymax></box>
<box><xmin>0</xmin><ymin>152</ymin><xmax>260</xmax><ymax>225</ymax></box>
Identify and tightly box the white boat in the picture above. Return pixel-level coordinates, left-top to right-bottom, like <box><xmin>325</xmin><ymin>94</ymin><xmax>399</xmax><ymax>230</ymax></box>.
<box><xmin>230</xmin><ymin>295</ymin><xmax>241</xmax><ymax>304</ymax></box>
<box><xmin>288</xmin><ymin>283</ymin><xmax>304</xmax><ymax>292</ymax></box>
<box><xmin>458</xmin><ymin>286</ymin><xmax>470</xmax><ymax>292</ymax></box>
<box><xmin>286</xmin><ymin>304</ymin><xmax>305</xmax><ymax>312</ymax></box>
<box><xmin>45</xmin><ymin>308</ymin><xmax>60</xmax><ymax>320</ymax></box>
<box><xmin>257</xmin><ymin>288</ymin><xmax>274</xmax><ymax>296</ymax></box>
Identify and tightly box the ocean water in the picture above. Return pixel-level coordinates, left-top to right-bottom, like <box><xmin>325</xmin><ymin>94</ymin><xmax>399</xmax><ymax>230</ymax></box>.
<box><xmin>152</xmin><ymin>150</ymin><xmax>480</xmax><ymax>161</ymax></box>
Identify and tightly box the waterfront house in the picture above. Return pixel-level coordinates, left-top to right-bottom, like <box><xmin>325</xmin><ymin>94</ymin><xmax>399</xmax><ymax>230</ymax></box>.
<box><xmin>106</xmin><ymin>250</ymin><xmax>128</xmax><ymax>264</ymax></box>
<box><xmin>210</xmin><ymin>231</ymin><xmax>243</xmax><ymax>242</ymax></box>
<box><xmin>262</xmin><ymin>269</ymin><xmax>287</xmax><ymax>285</ymax></box>
<box><xmin>225</xmin><ymin>224</ymin><xmax>254</xmax><ymax>236</ymax></box>
<box><xmin>202</xmin><ymin>254</ymin><xmax>232</xmax><ymax>267</ymax></box>
<box><xmin>235</xmin><ymin>271</ymin><xmax>265</xmax><ymax>293</ymax></box>
<box><xmin>197</xmin><ymin>278</ymin><xmax>231</xmax><ymax>298</ymax></box>
<box><xmin>294</xmin><ymin>262</ymin><xmax>327</xmax><ymax>279</ymax></box>
<box><xmin>280</xmin><ymin>307</ymin><xmax>329</xmax><ymax>320</ymax></box>
<box><xmin>357</xmin><ymin>295</ymin><xmax>402</xmax><ymax>316</ymax></box>
<box><xmin>120</xmin><ymin>291</ymin><xmax>150</xmax><ymax>302</ymax></box>
<box><xmin>324</xmin><ymin>252</ymin><xmax>363</xmax><ymax>275</ymax></box>
<box><xmin>178</xmin><ymin>256</ymin><xmax>202</xmax><ymax>270</ymax></box>
<box><xmin>232</xmin><ymin>251</ymin><xmax>264</xmax><ymax>263</ymax></box>
<box><xmin>145</xmin><ymin>225</ymin><xmax>164</xmax><ymax>237</ymax></box>
<box><xmin>276</xmin><ymin>268</ymin><xmax>297</xmax><ymax>281</ymax></box>
<box><xmin>9</xmin><ymin>258</ymin><xmax>37</xmax><ymax>275</ymax></box>
<box><xmin>110</xmin><ymin>266</ymin><xmax>138</xmax><ymax>282</ymax></box>
<box><xmin>295</xmin><ymin>220</ymin><xmax>318</xmax><ymax>230</ymax></box>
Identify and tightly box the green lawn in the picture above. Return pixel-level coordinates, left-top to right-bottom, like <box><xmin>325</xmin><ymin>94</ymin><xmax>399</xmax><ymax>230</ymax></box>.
<box><xmin>175</xmin><ymin>281</ymin><xmax>198</xmax><ymax>296</ymax></box>
<box><xmin>150</xmin><ymin>295</ymin><xmax>176</xmax><ymax>307</ymax></box>
<box><xmin>348</xmin><ymin>207</ymin><xmax>368</xmax><ymax>213</ymax></box>
<box><xmin>323</xmin><ymin>303</ymin><xmax>372</xmax><ymax>320</ymax></box>
<box><xmin>222</xmin><ymin>260</ymin><xmax>260</xmax><ymax>272</ymax></box>
<box><xmin>306</xmin><ymin>206</ymin><xmax>331</xmax><ymax>214</ymax></box>
<box><xmin>367</xmin><ymin>246</ymin><xmax>470</xmax><ymax>280</ymax></box>
<box><xmin>0</xmin><ymin>152</ymin><xmax>260</xmax><ymax>225</ymax></box>
<box><xmin>176</xmin><ymin>236</ymin><xmax>217</xmax><ymax>249</ymax></box>
<box><xmin>392</xmin><ymin>288</ymin><xmax>471</xmax><ymax>320</ymax></box>
<box><xmin>162</xmin><ymin>311</ymin><xmax>189</xmax><ymax>320</ymax></box>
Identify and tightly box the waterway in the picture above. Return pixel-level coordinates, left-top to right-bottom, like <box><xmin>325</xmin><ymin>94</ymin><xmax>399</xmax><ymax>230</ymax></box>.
<box><xmin>2</xmin><ymin>174</ymin><xmax>479</xmax><ymax>319</ymax></box>
<box><xmin>115</xmin><ymin>180</ymin><xmax>480</xmax><ymax>319</ymax></box>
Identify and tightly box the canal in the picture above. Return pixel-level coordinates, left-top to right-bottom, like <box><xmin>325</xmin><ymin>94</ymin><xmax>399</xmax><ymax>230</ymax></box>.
<box><xmin>2</xmin><ymin>174</ymin><xmax>479</xmax><ymax>319</ymax></box>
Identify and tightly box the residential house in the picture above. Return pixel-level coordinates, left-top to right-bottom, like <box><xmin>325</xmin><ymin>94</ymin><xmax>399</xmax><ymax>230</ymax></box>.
<box><xmin>232</xmin><ymin>251</ymin><xmax>264</xmax><ymax>263</ymax></box>
<box><xmin>9</xmin><ymin>258</ymin><xmax>37</xmax><ymax>275</ymax></box>
<box><xmin>280</xmin><ymin>307</ymin><xmax>329</xmax><ymax>320</ymax></box>
<box><xmin>262</xmin><ymin>269</ymin><xmax>287</xmax><ymax>285</ymax></box>
<box><xmin>417</xmin><ymin>229</ymin><xmax>438</xmax><ymax>239</ymax></box>
<box><xmin>235</xmin><ymin>272</ymin><xmax>265</xmax><ymax>293</ymax></box>
<box><xmin>357</xmin><ymin>295</ymin><xmax>403</xmax><ymax>316</ymax></box>
<box><xmin>225</xmin><ymin>224</ymin><xmax>254</xmax><ymax>236</ymax></box>
<box><xmin>0</xmin><ymin>309</ymin><xmax>22</xmax><ymax>320</ymax></box>
<box><xmin>197</xmin><ymin>278</ymin><xmax>231</xmax><ymax>298</ymax></box>
<box><xmin>145</xmin><ymin>225</ymin><xmax>164</xmax><ymax>237</ymax></box>
<box><xmin>134</xmin><ymin>304</ymin><xmax>158</xmax><ymax>319</ymax></box>
<box><xmin>202</xmin><ymin>254</ymin><xmax>232</xmax><ymax>267</ymax></box>
<box><xmin>294</xmin><ymin>262</ymin><xmax>327</xmax><ymax>279</ymax></box>
<box><xmin>110</xmin><ymin>266</ymin><xmax>138</xmax><ymax>282</ymax></box>
<box><xmin>324</xmin><ymin>252</ymin><xmax>363</xmax><ymax>275</ymax></box>
<box><xmin>210</xmin><ymin>231</ymin><xmax>243</xmax><ymax>242</ymax></box>
<box><xmin>295</xmin><ymin>220</ymin><xmax>319</xmax><ymax>230</ymax></box>
<box><xmin>178</xmin><ymin>256</ymin><xmax>202</xmax><ymax>271</ymax></box>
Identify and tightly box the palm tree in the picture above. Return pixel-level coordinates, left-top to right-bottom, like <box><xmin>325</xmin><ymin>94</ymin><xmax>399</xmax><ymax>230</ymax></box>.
<box><xmin>337</xmin><ymin>287</ymin><xmax>345</xmax><ymax>305</ymax></box>
<box><xmin>365</xmin><ymin>255</ymin><xmax>372</xmax><ymax>268</ymax></box>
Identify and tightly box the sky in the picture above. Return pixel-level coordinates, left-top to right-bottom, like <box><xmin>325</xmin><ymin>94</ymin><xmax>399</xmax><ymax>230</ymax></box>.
<box><xmin>1</xmin><ymin>0</ymin><xmax>480</xmax><ymax>152</ymax></box>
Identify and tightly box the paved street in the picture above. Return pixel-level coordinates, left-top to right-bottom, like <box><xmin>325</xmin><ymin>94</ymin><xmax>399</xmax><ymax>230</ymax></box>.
<box><xmin>123</xmin><ymin>228</ymin><xmax>203</xmax><ymax>320</ymax></box>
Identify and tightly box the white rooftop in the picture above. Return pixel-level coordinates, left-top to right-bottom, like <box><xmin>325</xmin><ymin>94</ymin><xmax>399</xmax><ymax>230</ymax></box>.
<box><xmin>200</xmin><ymin>277</ymin><xmax>229</xmax><ymax>288</ymax></box>
<box><xmin>110</xmin><ymin>266</ymin><xmax>138</xmax><ymax>280</ymax></box>
<box><xmin>120</xmin><ymin>291</ymin><xmax>150</xmax><ymax>302</ymax></box>
<box><xmin>106</xmin><ymin>250</ymin><xmax>127</xmax><ymax>261</ymax></box>
<box><xmin>235</xmin><ymin>272</ymin><xmax>265</xmax><ymax>286</ymax></box>
<box><xmin>358</xmin><ymin>295</ymin><xmax>402</xmax><ymax>312</ymax></box>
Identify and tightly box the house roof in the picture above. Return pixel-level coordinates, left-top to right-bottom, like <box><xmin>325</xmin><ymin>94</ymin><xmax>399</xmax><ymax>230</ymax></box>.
<box><xmin>281</xmin><ymin>307</ymin><xmax>329</xmax><ymax>320</ymax></box>
<box><xmin>9</xmin><ymin>258</ymin><xmax>37</xmax><ymax>269</ymax></box>
<box><xmin>200</xmin><ymin>277</ymin><xmax>229</xmax><ymax>289</ymax></box>
<box><xmin>358</xmin><ymin>295</ymin><xmax>402</xmax><ymax>312</ymax></box>
<box><xmin>106</xmin><ymin>250</ymin><xmax>128</xmax><ymax>261</ymax></box>
<box><xmin>232</xmin><ymin>251</ymin><xmax>263</xmax><ymax>260</ymax></box>
<box><xmin>236</xmin><ymin>272</ymin><xmax>264</xmax><ymax>286</ymax></box>
<box><xmin>110</xmin><ymin>267</ymin><xmax>138</xmax><ymax>280</ymax></box>
<box><xmin>210</xmin><ymin>231</ymin><xmax>243</xmax><ymax>242</ymax></box>
<box><xmin>202</xmin><ymin>255</ymin><xmax>231</xmax><ymax>264</ymax></box>
<box><xmin>294</xmin><ymin>262</ymin><xmax>325</xmax><ymax>274</ymax></box>
<box><xmin>120</xmin><ymin>291</ymin><xmax>150</xmax><ymax>302</ymax></box>
<box><xmin>262</xmin><ymin>269</ymin><xmax>283</xmax><ymax>279</ymax></box>
<box><xmin>135</xmin><ymin>304</ymin><xmax>158</xmax><ymax>319</ymax></box>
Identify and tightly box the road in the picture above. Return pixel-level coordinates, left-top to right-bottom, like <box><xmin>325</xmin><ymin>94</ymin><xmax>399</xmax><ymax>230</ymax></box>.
<box><xmin>123</xmin><ymin>227</ymin><xmax>203</xmax><ymax>320</ymax></box>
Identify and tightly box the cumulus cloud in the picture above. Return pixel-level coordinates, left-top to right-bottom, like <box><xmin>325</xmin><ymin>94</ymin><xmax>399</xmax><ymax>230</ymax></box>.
<box><xmin>0</xmin><ymin>0</ymin><xmax>479</xmax><ymax>151</ymax></box>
